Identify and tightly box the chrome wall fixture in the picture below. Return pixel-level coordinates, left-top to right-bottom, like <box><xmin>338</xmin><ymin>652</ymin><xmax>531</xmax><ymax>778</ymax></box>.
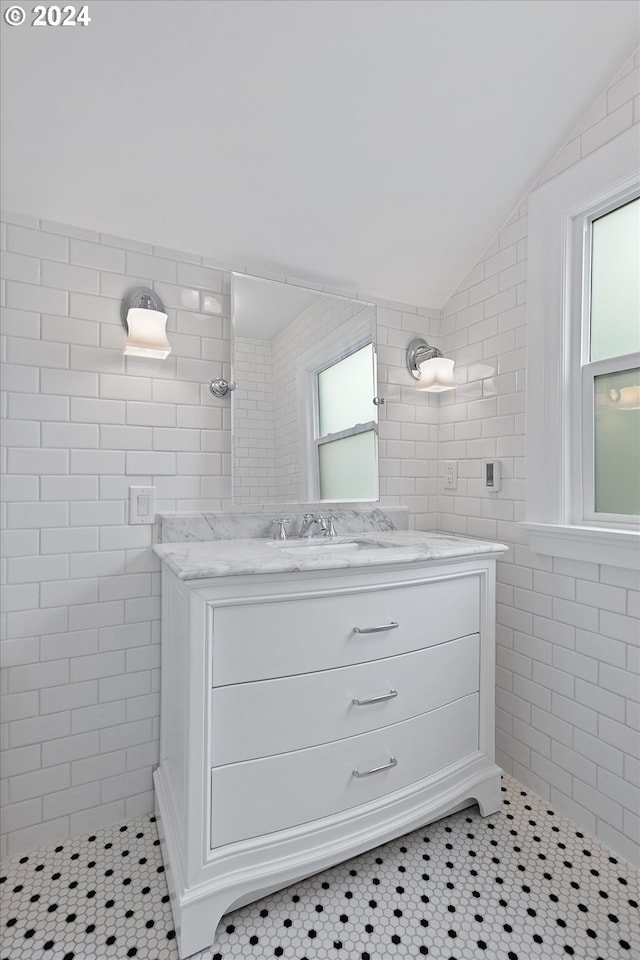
<box><xmin>406</xmin><ymin>337</ymin><xmax>456</xmax><ymax>393</ymax></box>
<box><xmin>209</xmin><ymin>378</ymin><xmax>237</xmax><ymax>397</ymax></box>
<box><xmin>121</xmin><ymin>287</ymin><xmax>171</xmax><ymax>359</ymax></box>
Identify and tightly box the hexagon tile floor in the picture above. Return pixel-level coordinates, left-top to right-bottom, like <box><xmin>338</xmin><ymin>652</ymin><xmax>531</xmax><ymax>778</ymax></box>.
<box><xmin>1</xmin><ymin>775</ymin><xmax>638</xmax><ymax>960</ymax></box>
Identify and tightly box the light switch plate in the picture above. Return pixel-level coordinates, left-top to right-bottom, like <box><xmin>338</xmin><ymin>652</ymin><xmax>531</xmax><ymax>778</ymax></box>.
<box><xmin>129</xmin><ymin>485</ymin><xmax>156</xmax><ymax>525</ymax></box>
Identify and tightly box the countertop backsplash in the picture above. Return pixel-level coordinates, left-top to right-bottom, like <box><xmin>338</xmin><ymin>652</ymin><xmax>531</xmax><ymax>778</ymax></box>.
<box><xmin>157</xmin><ymin>506</ymin><xmax>409</xmax><ymax>543</ymax></box>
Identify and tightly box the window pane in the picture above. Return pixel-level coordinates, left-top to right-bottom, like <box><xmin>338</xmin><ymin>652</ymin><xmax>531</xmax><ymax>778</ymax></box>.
<box><xmin>594</xmin><ymin>368</ymin><xmax>640</xmax><ymax>516</ymax></box>
<box><xmin>318</xmin><ymin>344</ymin><xmax>376</xmax><ymax>436</ymax></box>
<box><xmin>590</xmin><ymin>197</ymin><xmax>640</xmax><ymax>361</ymax></box>
<box><xmin>318</xmin><ymin>430</ymin><xmax>378</xmax><ymax>501</ymax></box>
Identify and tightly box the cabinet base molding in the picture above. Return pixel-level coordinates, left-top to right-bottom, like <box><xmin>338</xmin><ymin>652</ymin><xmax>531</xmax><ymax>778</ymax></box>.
<box><xmin>155</xmin><ymin>758</ymin><xmax>501</xmax><ymax>959</ymax></box>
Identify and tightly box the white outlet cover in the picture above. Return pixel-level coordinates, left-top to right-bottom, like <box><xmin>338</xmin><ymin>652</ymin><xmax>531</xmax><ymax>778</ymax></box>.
<box><xmin>443</xmin><ymin>461</ymin><xmax>458</xmax><ymax>490</ymax></box>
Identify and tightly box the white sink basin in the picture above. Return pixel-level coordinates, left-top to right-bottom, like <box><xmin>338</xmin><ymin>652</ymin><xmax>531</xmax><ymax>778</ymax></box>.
<box><xmin>266</xmin><ymin>538</ymin><xmax>366</xmax><ymax>552</ymax></box>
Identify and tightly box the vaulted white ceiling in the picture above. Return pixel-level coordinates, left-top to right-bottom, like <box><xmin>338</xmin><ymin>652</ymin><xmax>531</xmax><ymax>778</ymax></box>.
<box><xmin>1</xmin><ymin>0</ymin><xmax>638</xmax><ymax>307</ymax></box>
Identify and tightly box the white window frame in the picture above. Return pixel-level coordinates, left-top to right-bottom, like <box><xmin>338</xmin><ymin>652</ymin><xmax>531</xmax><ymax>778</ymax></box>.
<box><xmin>297</xmin><ymin>315</ymin><xmax>379</xmax><ymax>503</ymax></box>
<box><xmin>524</xmin><ymin>126</ymin><xmax>640</xmax><ymax>569</ymax></box>
<box><xmin>574</xmin><ymin>193</ymin><xmax>640</xmax><ymax>526</ymax></box>
<box><xmin>315</xmin><ymin>342</ymin><xmax>377</xmax><ymax>470</ymax></box>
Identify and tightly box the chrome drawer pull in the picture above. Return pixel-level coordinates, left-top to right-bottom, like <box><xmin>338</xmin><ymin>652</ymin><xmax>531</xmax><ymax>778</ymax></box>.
<box><xmin>352</xmin><ymin>756</ymin><xmax>398</xmax><ymax>779</ymax></box>
<box><xmin>353</xmin><ymin>621</ymin><xmax>399</xmax><ymax>634</ymax></box>
<box><xmin>352</xmin><ymin>689</ymin><xmax>398</xmax><ymax>707</ymax></box>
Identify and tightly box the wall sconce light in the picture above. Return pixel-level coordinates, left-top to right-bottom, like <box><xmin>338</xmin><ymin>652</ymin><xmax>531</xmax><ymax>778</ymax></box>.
<box><xmin>121</xmin><ymin>287</ymin><xmax>171</xmax><ymax>359</ymax></box>
<box><xmin>406</xmin><ymin>338</ymin><xmax>456</xmax><ymax>392</ymax></box>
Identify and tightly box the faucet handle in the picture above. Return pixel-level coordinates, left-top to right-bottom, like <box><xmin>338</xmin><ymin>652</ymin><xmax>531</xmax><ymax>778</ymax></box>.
<box><xmin>272</xmin><ymin>518</ymin><xmax>289</xmax><ymax>541</ymax></box>
<box><xmin>318</xmin><ymin>516</ymin><xmax>337</xmax><ymax>538</ymax></box>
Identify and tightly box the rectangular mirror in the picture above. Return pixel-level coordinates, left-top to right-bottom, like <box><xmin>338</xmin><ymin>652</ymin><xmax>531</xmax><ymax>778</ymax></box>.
<box><xmin>231</xmin><ymin>273</ymin><xmax>379</xmax><ymax>505</ymax></box>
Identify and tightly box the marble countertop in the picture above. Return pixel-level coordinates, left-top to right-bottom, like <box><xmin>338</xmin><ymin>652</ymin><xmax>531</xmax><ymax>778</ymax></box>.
<box><xmin>153</xmin><ymin>530</ymin><xmax>508</xmax><ymax>580</ymax></box>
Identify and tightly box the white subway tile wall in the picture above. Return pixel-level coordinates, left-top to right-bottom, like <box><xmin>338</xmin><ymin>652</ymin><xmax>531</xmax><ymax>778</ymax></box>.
<box><xmin>233</xmin><ymin>336</ymin><xmax>277</xmax><ymax>501</ymax></box>
<box><xmin>0</xmin><ymin>214</ymin><xmax>439</xmax><ymax>856</ymax></box>
<box><xmin>437</xmin><ymin>51</ymin><xmax>640</xmax><ymax>868</ymax></box>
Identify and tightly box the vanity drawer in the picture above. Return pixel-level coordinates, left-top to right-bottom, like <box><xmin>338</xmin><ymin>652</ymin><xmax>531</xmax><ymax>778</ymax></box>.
<box><xmin>211</xmin><ymin>633</ymin><xmax>479</xmax><ymax>764</ymax></box>
<box><xmin>211</xmin><ymin>575</ymin><xmax>479</xmax><ymax>685</ymax></box>
<box><xmin>210</xmin><ymin>692</ymin><xmax>479</xmax><ymax>848</ymax></box>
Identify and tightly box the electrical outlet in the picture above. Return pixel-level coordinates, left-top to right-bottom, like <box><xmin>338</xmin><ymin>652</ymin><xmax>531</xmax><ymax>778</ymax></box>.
<box><xmin>443</xmin><ymin>461</ymin><xmax>458</xmax><ymax>490</ymax></box>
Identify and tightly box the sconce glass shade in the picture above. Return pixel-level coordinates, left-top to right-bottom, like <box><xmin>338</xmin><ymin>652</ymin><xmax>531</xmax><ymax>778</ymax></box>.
<box><xmin>123</xmin><ymin>307</ymin><xmax>171</xmax><ymax>359</ymax></box>
<box><xmin>417</xmin><ymin>356</ymin><xmax>456</xmax><ymax>392</ymax></box>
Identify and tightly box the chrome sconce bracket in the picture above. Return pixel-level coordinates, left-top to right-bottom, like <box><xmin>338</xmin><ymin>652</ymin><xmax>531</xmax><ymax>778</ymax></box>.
<box><xmin>406</xmin><ymin>337</ymin><xmax>442</xmax><ymax>380</ymax></box>
<box><xmin>209</xmin><ymin>378</ymin><xmax>237</xmax><ymax>397</ymax></box>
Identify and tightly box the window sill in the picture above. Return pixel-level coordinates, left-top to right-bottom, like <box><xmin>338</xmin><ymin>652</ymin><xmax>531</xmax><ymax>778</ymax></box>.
<box><xmin>522</xmin><ymin>522</ymin><xmax>640</xmax><ymax>570</ymax></box>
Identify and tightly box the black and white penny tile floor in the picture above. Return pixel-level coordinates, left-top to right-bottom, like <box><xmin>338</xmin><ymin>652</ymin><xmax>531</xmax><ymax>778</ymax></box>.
<box><xmin>1</xmin><ymin>775</ymin><xmax>638</xmax><ymax>960</ymax></box>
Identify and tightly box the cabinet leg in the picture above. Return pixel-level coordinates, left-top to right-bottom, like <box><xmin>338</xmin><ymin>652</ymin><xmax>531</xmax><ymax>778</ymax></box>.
<box><xmin>175</xmin><ymin>891</ymin><xmax>232</xmax><ymax>959</ymax></box>
<box><xmin>474</xmin><ymin>769</ymin><xmax>502</xmax><ymax>818</ymax></box>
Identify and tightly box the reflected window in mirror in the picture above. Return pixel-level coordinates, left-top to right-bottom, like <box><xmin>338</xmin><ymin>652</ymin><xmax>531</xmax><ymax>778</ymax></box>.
<box><xmin>231</xmin><ymin>273</ymin><xmax>379</xmax><ymax>506</ymax></box>
<box><xmin>315</xmin><ymin>343</ymin><xmax>378</xmax><ymax>501</ymax></box>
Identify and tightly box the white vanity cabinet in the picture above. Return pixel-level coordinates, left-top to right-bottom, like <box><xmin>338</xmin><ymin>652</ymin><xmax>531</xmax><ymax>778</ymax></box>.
<box><xmin>154</xmin><ymin>554</ymin><xmax>503</xmax><ymax>958</ymax></box>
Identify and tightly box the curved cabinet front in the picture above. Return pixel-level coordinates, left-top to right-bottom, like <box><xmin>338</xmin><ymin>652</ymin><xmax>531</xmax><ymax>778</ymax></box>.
<box><xmin>211</xmin><ymin>693</ymin><xmax>479</xmax><ymax>847</ymax></box>
<box><xmin>154</xmin><ymin>558</ymin><xmax>502</xmax><ymax>959</ymax></box>
<box><xmin>211</xmin><ymin>574</ymin><xmax>479</xmax><ymax>684</ymax></box>
<box><xmin>211</xmin><ymin>632</ymin><xmax>479</xmax><ymax>764</ymax></box>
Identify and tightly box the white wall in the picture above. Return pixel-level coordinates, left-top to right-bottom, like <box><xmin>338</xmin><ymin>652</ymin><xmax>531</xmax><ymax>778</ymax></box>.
<box><xmin>437</xmin><ymin>51</ymin><xmax>640</xmax><ymax>867</ymax></box>
<box><xmin>0</xmin><ymin>217</ymin><xmax>440</xmax><ymax>856</ymax></box>
<box><xmin>0</xmin><ymin>222</ymin><xmax>232</xmax><ymax>857</ymax></box>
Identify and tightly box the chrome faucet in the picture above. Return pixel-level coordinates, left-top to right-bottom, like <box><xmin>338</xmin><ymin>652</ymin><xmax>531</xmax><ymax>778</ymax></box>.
<box><xmin>299</xmin><ymin>513</ymin><xmax>320</xmax><ymax>537</ymax></box>
<box><xmin>299</xmin><ymin>514</ymin><xmax>337</xmax><ymax>538</ymax></box>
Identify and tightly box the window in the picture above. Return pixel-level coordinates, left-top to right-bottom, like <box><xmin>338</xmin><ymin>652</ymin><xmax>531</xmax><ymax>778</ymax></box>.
<box><xmin>315</xmin><ymin>343</ymin><xmax>378</xmax><ymax>501</ymax></box>
<box><xmin>525</xmin><ymin>127</ymin><xmax>640</xmax><ymax>569</ymax></box>
<box><xmin>576</xmin><ymin>195</ymin><xmax>640</xmax><ymax>524</ymax></box>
